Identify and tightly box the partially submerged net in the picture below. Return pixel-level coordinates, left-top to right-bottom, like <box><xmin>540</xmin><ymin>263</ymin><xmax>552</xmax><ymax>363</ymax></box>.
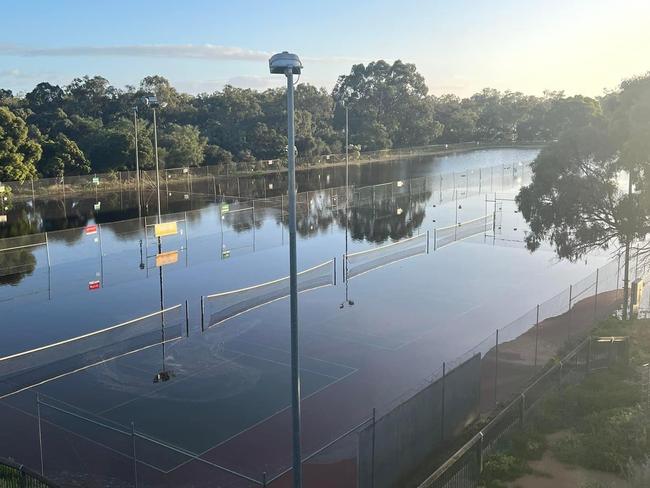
<box><xmin>346</xmin><ymin>233</ymin><xmax>428</xmax><ymax>280</ymax></box>
<box><xmin>0</xmin><ymin>304</ymin><xmax>185</xmax><ymax>399</ymax></box>
<box><xmin>202</xmin><ymin>259</ymin><xmax>335</xmax><ymax>330</ymax></box>
<box><xmin>434</xmin><ymin>214</ymin><xmax>493</xmax><ymax>250</ymax></box>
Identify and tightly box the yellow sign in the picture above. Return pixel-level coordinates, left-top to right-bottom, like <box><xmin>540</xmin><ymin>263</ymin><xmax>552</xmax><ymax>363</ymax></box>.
<box><xmin>154</xmin><ymin>221</ymin><xmax>178</xmax><ymax>238</ymax></box>
<box><xmin>156</xmin><ymin>251</ymin><xmax>179</xmax><ymax>267</ymax></box>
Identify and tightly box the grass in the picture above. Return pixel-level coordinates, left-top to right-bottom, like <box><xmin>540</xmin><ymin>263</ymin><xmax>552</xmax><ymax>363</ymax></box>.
<box><xmin>479</xmin><ymin>318</ymin><xmax>650</xmax><ymax>487</ymax></box>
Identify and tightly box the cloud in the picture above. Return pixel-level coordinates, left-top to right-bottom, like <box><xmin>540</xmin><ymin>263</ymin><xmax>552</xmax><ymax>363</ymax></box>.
<box><xmin>0</xmin><ymin>43</ymin><xmax>271</xmax><ymax>61</ymax></box>
<box><xmin>0</xmin><ymin>43</ymin><xmax>364</xmax><ymax>66</ymax></box>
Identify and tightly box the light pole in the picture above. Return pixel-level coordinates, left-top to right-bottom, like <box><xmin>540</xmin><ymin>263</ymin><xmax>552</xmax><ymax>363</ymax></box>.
<box><xmin>132</xmin><ymin>106</ymin><xmax>142</xmax><ymax>222</ymax></box>
<box><xmin>142</xmin><ymin>95</ymin><xmax>167</xmax><ymax>223</ymax></box>
<box><xmin>270</xmin><ymin>51</ymin><xmax>303</xmax><ymax>488</ymax></box>
<box><xmin>340</xmin><ymin>103</ymin><xmax>353</xmax><ymax>308</ymax></box>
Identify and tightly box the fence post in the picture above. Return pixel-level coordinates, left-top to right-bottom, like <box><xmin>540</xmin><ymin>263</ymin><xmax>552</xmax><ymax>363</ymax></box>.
<box><xmin>36</xmin><ymin>393</ymin><xmax>44</xmax><ymax>476</ymax></box>
<box><xmin>131</xmin><ymin>422</ymin><xmax>138</xmax><ymax>488</ymax></box>
<box><xmin>568</xmin><ymin>284</ymin><xmax>573</xmax><ymax>344</ymax></box>
<box><xmin>441</xmin><ymin>362</ymin><xmax>446</xmax><ymax>441</ymax></box>
<box><xmin>262</xmin><ymin>472</ymin><xmax>267</xmax><ymax>487</ymax></box>
<box><xmin>593</xmin><ymin>268</ymin><xmax>599</xmax><ymax>321</ymax></box>
<box><xmin>184</xmin><ymin>300</ymin><xmax>190</xmax><ymax>337</ymax></box>
<box><xmin>586</xmin><ymin>336</ymin><xmax>592</xmax><ymax>373</ymax></box>
<box><xmin>477</xmin><ymin>431</ymin><xmax>484</xmax><ymax>474</ymax></box>
<box><xmin>534</xmin><ymin>304</ymin><xmax>540</xmax><ymax>368</ymax></box>
<box><xmin>371</xmin><ymin>407</ymin><xmax>376</xmax><ymax>488</ymax></box>
<box><xmin>494</xmin><ymin>329</ymin><xmax>499</xmax><ymax>407</ymax></box>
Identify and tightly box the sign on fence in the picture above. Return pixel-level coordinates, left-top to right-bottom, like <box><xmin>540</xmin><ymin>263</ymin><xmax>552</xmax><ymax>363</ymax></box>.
<box><xmin>85</xmin><ymin>225</ymin><xmax>98</xmax><ymax>235</ymax></box>
<box><xmin>88</xmin><ymin>280</ymin><xmax>101</xmax><ymax>290</ymax></box>
<box><xmin>92</xmin><ymin>177</ymin><xmax>99</xmax><ymax>184</ymax></box>
<box><xmin>154</xmin><ymin>221</ymin><xmax>178</xmax><ymax>238</ymax></box>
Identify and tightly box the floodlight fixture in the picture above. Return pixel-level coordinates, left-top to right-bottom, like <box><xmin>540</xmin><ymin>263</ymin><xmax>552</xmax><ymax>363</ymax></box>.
<box><xmin>269</xmin><ymin>51</ymin><xmax>303</xmax><ymax>75</ymax></box>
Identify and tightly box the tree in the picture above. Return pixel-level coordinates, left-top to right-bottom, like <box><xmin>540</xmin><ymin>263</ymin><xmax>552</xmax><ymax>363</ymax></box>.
<box><xmin>332</xmin><ymin>60</ymin><xmax>441</xmax><ymax>150</ymax></box>
<box><xmin>38</xmin><ymin>134</ymin><xmax>91</xmax><ymax>177</ymax></box>
<box><xmin>517</xmin><ymin>74</ymin><xmax>650</xmax><ymax>318</ymax></box>
<box><xmin>160</xmin><ymin>124</ymin><xmax>206</xmax><ymax>168</ymax></box>
<box><xmin>25</xmin><ymin>82</ymin><xmax>65</xmax><ymax>112</ymax></box>
<box><xmin>0</xmin><ymin>106</ymin><xmax>41</xmax><ymax>182</ymax></box>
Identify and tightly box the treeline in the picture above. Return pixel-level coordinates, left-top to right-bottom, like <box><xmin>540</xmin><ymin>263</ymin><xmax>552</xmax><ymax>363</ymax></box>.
<box><xmin>0</xmin><ymin>59</ymin><xmax>605</xmax><ymax>182</ymax></box>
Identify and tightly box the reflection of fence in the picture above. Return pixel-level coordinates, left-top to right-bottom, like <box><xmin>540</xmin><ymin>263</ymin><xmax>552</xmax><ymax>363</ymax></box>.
<box><xmin>200</xmin><ymin>259</ymin><xmax>336</xmax><ymax>331</ymax></box>
<box><xmin>0</xmin><ymin>304</ymin><xmax>188</xmax><ymax>400</ymax></box>
<box><xmin>0</xmin><ymin>162</ymin><xmax>530</xmax><ymax>303</ymax></box>
<box><xmin>0</xmin><ymin>456</ymin><xmax>58</xmax><ymax>487</ymax></box>
<box><xmin>417</xmin><ymin>336</ymin><xmax>629</xmax><ymax>488</ymax></box>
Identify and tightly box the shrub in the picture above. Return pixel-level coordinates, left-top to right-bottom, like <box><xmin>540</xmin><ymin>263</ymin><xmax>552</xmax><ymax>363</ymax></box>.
<box><xmin>480</xmin><ymin>453</ymin><xmax>530</xmax><ymax>487</ymax></box>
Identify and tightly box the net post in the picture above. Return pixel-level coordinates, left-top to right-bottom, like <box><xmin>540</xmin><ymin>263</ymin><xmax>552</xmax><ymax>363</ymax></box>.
<box><xmin>131</xmin><ymin>422</ymin><xmax>138</xmax><ymax>488</ymax></box>
<box><xmin>433</xmin><ymin>228</ymin><xmax>437</xmax><ymax>251</ymax></box>
<box><xmin>184</xmin><ymin>300</ymin><xmax>190</xmax><ymax>337</ymax></box>
<box><xmin>426</xmin><ymin>230</ymin><xmax>430</xmax><ymax>254</ymax></box>
<box><xmin>333</xmin><ymin>257</ymin><xmax>337</xmax><ymax>286</ymax></box>
<box><xmin>586</xmin><ymin>336</ymin><xmax>592</xmax><ymax>373</ymax></box>
<box><xmin>45</xmin><ymin>232</ymin><xmax>51</xmax><ymax>269</ymax></box>
<box><xmin>200</xmin><ymin>296</ymin><xmax>205</xmax><ymax>332</ymax></box>
<box><xmin>568</xmin><ymin>284</ymin><xmax>573</xmax><ymax>344</ymax></box>
<box><xmin>262</xmin><ymin>472</ymin><xmax>267</xmax><ymax>487</ymax></box>
<box><xmin>342</xmin><ymin>253</ymin><xmax>347</xmax><ymax>283</ymax></box>
<box><xmin>184</xmin><ymin>212</ymin><xmax>189</xmax><ymax>251</ymax></box>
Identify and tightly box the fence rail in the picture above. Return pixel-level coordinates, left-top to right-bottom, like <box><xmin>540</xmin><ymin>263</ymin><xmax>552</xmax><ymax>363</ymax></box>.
<box><xmin>0</xmin><ymin>457</ymin><xmax>59</xmax><ymax>487</ymax></box>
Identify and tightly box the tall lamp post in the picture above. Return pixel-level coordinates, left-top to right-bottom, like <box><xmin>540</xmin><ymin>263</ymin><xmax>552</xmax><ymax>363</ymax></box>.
<box><xmin>269</xmin><ymin>51</ymin><xmax>303</xmax><ymax>488</ymax></box>
<box><xmin>132</xmin><ymin>106</ymin><xmax>142</xmax><ymax>222</ymax></box>
<box><xmin>142</xmin><ymin>95</ymin><xmax>167</xmax><ymax>223</ymax></box>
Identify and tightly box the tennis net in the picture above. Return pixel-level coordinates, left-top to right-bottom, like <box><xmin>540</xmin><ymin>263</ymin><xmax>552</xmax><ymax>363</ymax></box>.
<box><xmin>346</xmin><ymin>233</ymin><xmax>429</xmax><ymax>281</ymax></box>
<box><xmin>434</xmin><ymin>214</ymin><xmax>493</xmax><ymax>250</ymax></box>
<box><xmin>0</xmin><ymin>304</ymin><xmax>186</xmax><ymax>399</ymax></box>
<box><xmin>201</xmin><ymin>259</ymin><xmax>336</xmax><ymax>331</ymax></box>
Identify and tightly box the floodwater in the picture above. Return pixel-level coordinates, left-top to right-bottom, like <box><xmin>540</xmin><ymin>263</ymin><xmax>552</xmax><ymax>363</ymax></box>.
<box><xmin>0</xmin><ymin>147</ymin><xmax>615</xmax><ymax>485</ymax></box>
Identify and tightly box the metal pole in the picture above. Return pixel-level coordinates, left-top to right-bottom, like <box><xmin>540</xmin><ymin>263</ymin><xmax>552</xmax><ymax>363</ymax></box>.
<box><xmin>623</xmin><ymin>172</ymin><xmax>633</xmax><ymax>320</ymax></box>
<box><xmin>441</xmin><ymin>362</ymin><xmax>446</xmax><ymax>441</ymax></box>
<box><xmin>153</xmin><ymin>108</ymin><xmax>162</xmax><ymax>223</ymax></box>
<box><xmin>494</xmin><ymin>329</ymin><xmax>499</xmax><ymax>407</ymax></box>
<box><xmin>133</xmin><ymin>108</ymin><xmax>142</xmax><ymax>222</ymax></box>
<box><xmin>345</xmin><ymin>105</ymin><xmax>350</xmax><ymax>305</ymax></box>
<box><xmin>568</xmin><ymin>284</ymin><xmax>573</xmax><ymax>343</ymax></box>
<box><xmin>534</xmin><ymin>304</ymin><xmax>539</xmax><ymax>368</ymax></box>
<box><xmin>37</xmin><ymin>393</ymin><xmax>44</xmax><ymax>476</ymax></box>
<box><xmin>594</xmin><ymin>268</ymin><xmax>599</xmax><ymax>320</ymax></box>
<box><xmin>131</xmin><ymin>422</ymin><xmax>138</xmax><ymax>488</ymax></box>
<box><xmin>286</xmin><ymin>69</ymin><xmax>302</xmax><ymax>488</ymax></box>
<box><xmin>371</xmin><ymin>407</ymin><xmax>376</xmax><ymax>488</ymax></box>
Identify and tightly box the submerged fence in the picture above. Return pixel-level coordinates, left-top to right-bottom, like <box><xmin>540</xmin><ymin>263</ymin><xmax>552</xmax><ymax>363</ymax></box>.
<box><xmin>0</xmin><ymin>161</ymin><xmax>528</xmax><ymax>304</ymax></box>
<box><xmin>0</xmin><ymin>457</ymin><xmax>58</xmax><ymax>488</ymax></box>
<box><xmin>0</xmin><ymin>141</ymin><xmax>539</xmax><ymax>202</ymax></box>
<box><xmin>1</xmin><ymin>243</ymin><xmax>641</xmax><ymax>487</ymax></box>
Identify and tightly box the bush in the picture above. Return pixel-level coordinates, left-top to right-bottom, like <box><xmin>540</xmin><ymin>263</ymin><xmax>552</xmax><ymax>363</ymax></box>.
<box><xmin>480</xmin><ymin>453</ymin><xmax>530</xmax><ymax>487</ymax></box>
<box><xmin>625</xmin><ymin>456</ymin><xmax>650</xmax><ymax>488</ymax></box>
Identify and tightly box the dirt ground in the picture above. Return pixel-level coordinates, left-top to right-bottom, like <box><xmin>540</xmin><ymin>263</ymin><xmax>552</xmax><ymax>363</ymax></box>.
<box><xmin>508</xmin><ymin>433</ymin><xmax>628</xmax><ymax>488</ymax></box>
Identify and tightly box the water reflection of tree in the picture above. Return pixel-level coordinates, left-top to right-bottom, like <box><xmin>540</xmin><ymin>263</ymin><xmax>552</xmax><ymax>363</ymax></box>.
<box><xmin>346</xmin><ymin>191</ymin><xmax>430</xmax><ymax>243</ymax></box>
<box><xmin>0</xmin><ymin>208</ymin><xmax>41</xmax><ymax>285</ymax></box>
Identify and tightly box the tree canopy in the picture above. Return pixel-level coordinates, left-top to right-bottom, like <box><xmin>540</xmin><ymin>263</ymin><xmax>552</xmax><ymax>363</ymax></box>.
<box><xmin>0</xmin><ymin>60</ymin><xmax>625</xmax><ymax>181</ymax></box>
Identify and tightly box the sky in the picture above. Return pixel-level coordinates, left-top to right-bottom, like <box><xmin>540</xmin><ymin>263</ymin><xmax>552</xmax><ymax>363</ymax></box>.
<box><xmin>1</xmin><ymin>0</ymin><xmax>649</xmax><ymax>98</ymax></box>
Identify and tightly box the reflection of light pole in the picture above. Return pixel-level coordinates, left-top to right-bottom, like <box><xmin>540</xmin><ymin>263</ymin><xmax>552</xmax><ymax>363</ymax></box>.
<box><xmin>270</xmin><ymin>51</ymin><xmax>303</xmax><ymax>488</ymax></box>
<box><xmin>132</xmin><ymin>106</ymin><xmax>142</xmax><ymax>222</ymax></box>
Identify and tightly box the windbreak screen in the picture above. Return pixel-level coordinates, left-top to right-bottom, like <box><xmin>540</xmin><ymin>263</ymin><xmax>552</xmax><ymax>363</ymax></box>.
<box><xmin>202</xmin><ymin>259</ymin><xmax>335</xmax><ymax>330</ymax></box>
<box><xmin>346</xmin><ymin>233</ymin><xmax>428</xmax><ymax>280</ymax></box>
<box><xmin>0</xmin><ymin>305</ymin><xmax>185</xmax><ymax>399</ymax></box>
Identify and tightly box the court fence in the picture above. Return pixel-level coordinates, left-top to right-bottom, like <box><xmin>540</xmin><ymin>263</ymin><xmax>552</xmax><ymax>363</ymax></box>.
<box><xmin>1</xmin><ymin>248</ymin><xmax>643</xmax><ymax>487</ymax></box>
<box><xmin>0</xmin><ymin>141</ymin><xmax>542</xmax><ymax>202</ymax></box>
<box><xmin>0</xmin><ymin>457</ymin><xmax>59</xmax><ymax>488</ymax></box>
<box><xmin>0</xmin><ymin>161</ymin><xmax>528</xmax><ymax>304</ymax></box>
<box><xmin>416</xmin><ymin>335</ymin><xmax>630</xmax><ymax>488</ymax></box>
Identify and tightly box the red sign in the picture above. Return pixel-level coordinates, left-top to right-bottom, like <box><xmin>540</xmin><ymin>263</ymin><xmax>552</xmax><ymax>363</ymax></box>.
<box><xmin>85</xmin><ymin>225</ymin><xmax>98</xmax><ymax>235</ymax></box>
<box><xmin>88</xmin><ymin>280</ymin><xmax>101</xmax><ymax>290</ymax></box>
